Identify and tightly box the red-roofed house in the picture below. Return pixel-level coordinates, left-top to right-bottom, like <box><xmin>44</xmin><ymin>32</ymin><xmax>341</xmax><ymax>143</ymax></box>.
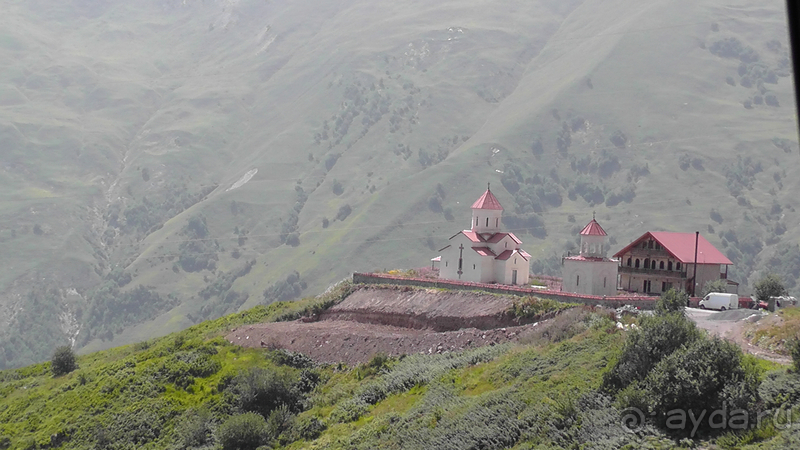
<box><xmin>561</xmin><ymin>217</ymin><xmax>619</xmax><ymax>296</ymax></box>
<box><xmin>613</xmin><ymin>231</ymin><xmax>735</xmax><ymax>295</ymax></box>
<box><xmin>437</xmin><ymin>187</ymin><xmax>530</xmax><ymax>285</ymax></box>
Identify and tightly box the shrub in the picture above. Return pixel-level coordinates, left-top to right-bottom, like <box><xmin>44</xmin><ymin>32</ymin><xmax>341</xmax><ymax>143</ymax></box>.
<box><xmin>655</xmin><ymin>289</ymin><xmax>688</xmax><ymax>315</ymax></box>
<box><xmin>753</xmin><ymin>273</ymin><xmax>787</xmax><ymax>302</ymax></box>
<box><xmin>759</xmin><ymin>370</ymin><xmax>800</xmax><ymax>408</ymax></box>
<box><xmin>288</xmin><ymin>416</ymin><xmax>326</xmax><ymax>441</ymax></box>
<box><xmin>603</xmin><ymin>313</ymin><xmax>701</xmax><ymax>391</ymax></box>
<box><xmin>331</xmin><ymin>179</ymin><xmax>344</xmax><ymax>195</ymax></box>
<box><xmin>789</xmin><ymin>337</ymin><xmax>800</xmax><ymax>373</ymax></box>
<box><xmin>51</xmin><ymin>346</ymin><xmax>77</xmax><ymax>376</ymax></box>
<box><xmin>336</xmin><ymin>204</ymin><xmax>352</xmax><ymax>221</ymax></box>
<box><xmin>225</xmin><ymin>367</ymin><xmax>301</xmax><ymax>417</ymax></box>
<box><xmin>175</xmin><ymin>408</ymin><xmax>214</xmax><ymax>449</ymax></box>
<box><xmin>217</xmin><ymin>413</ymin><xmax>271</xmax><ymax>450</ymax></box>
<box><xmin>610</xmin><ymin>130</ymin><xmax>627</xmax><ymax>149</ymax></box>
<box><xmin>644</xmin><ymin>336</ymin><xmax>758</xmax><ymax>428</ymax></box>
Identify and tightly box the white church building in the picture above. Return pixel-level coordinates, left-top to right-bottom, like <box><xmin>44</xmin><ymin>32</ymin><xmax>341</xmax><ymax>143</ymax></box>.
<box><xmin>561</xmin><ymin>216</ymin><xmax>619</xmax><ymax>296</ymax></box>
<box><xmin>437</xmin><ymin>187</ymin><xmax>530</xmax><ymax>285</ymax></box>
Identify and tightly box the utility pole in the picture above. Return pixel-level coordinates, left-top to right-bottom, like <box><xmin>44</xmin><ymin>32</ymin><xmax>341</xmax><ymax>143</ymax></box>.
<box><xmin>692</xmin><ymin>231</ymin><xmax>699</xmax><ymax>297</ymax></box>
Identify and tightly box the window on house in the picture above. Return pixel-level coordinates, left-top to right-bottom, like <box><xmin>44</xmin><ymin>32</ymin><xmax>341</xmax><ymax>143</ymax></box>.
<box><xmin>656</xmin><ymin>243</ymin><xmax>661</xmax><ymax>250</ymax></box>
<box><xmin>576</xmin><ymin>275</ymin><xmax>580</xmax><ymax>286</ymax></box>
<box><xmin>644</xmin><ymin>258</ymin><xmax>650</xmax><ymax>268</ymax></box>
<box><xmin>514</xmin><ymin>258</ymin><xmax>517</xmax><ymax>264</ymax></box>
<box><xmin>677</xmin><ymin>262</ymin><xmax>682</xmax><ymax>271</ymax></box>
<box><xmin>651</xmin><ymin>260</ymin><xmax>656</xmax><ymax>270</ymax></box>
<box><xmin>662</xmin><ymin>282</ymin><xmax>667</xmax><ymax>291</ymax></box>
<box><xmin>635</xmin><ymin>259</ymin><xmax>640</xmax><ymax>268</ymax></box>
<box><xmin>668</xmin><ymin>261</ymin><xmax>673</xmax><ymax>271</ymax></box>
<box><xmin>648</xmin><ymin>241</ymin><xmax>654</xmax><ymax>249</ymax></box>
<box><xmin>486</xmin><ymin>218</ymin><xmax>489</xmax><ymax>227</ymax></box>
<box><xmin>496</xmin><ymin>218</ymin><xmax>499</xmax><ymax>227</ymax></box>
<box><xmin>659</xmin><ymin>261</ymin><xmax>664</xmax><ymax>270</ymax></box>
<box><xmin>505</xmin><ymin>242</ymin><xmax>508</xmax><ymax>248</ymax></box>
<box><xmin>445</xmin><ymin>261</ymin><xmax>448</xmax><ymax>267</ymax></box>
<box><xmin>475</xmin><ymin>217</ymin><xmax>479</xmax><ymax>227</ymax></box>
<box><xmin>604</xmin><ymin>277</ymin><xmax>607</xmax><ymax>288</ymax></box>
<box><xmin>627</xmin><ymin>257</ymin><xmax>631</xmax><ymax>267</ymax></box>
<box><xmin>473</xmin><ymin>264</ymin><xmax>476</xmax><ymax>270</ymax></box>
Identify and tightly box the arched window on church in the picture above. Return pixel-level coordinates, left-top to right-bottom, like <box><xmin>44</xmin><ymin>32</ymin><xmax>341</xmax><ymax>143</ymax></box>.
<box><xmin>576</xmin><ymin>275</ymin><xmax>580</xmax><ymax>286</ymax></box>
<box><xmin>627</xmin><ymin>258</ymin><xmax>632</xmax><ymax>267</ymax></box>
<box><xmin>496</xmin><ymin>218</ymin><xmax>499</xmax><ymax>227</ymax></box>
<box><xmin>644</xmin><ymin>258</ymin><xmax>650</xmax><ymax>268</ymax></box>
<box><xmin>659</xmin><ymin>261</ymin><xmax>664</xmax><ymax>270</ymax></box>
<box><xmin>635</xmin><ymin>259</ymin><xmax>640</xmax><ymax>268</ymax></box>
<box><xmin>486</xmin><ymin>218</ymin><xmax>489</xmax><ymax>227</ymax></box>
<box><xmin>651</xmin><ymin>260</ymin><xmax>656</xmax><ymax>269</ymax></box>
<box><xmin>668</xmin><ymin>261</ymin><xmax>673</xmax><ymax>271</ymax></box>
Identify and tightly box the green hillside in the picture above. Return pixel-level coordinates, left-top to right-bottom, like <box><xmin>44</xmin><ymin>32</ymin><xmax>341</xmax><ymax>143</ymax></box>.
<box><xmin>0</xmin><ymin>0</ymin><xmax>798</xmax><ymax>368</ymax></box>
<box><xmin>1</xmin><ymin>288</ymin><xmax>799</xmax><ymax>450</ymax></box>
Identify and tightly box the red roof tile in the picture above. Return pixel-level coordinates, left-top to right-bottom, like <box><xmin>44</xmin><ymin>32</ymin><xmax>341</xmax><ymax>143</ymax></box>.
<box><xmin>471</xmin><ymin>189</ymin><xmax>503</xmax><ymax>210</ymax></box>
<box><xmin>519</xmin><ymin>250</ymin><xmax>531</xmax><ymax>261</ymax></box>
<box><xmin>473</xmin><ymin>247</ymin><xmax>496</xmax><ymax>257</ymax></box>
<box><xmin>485</xmin><ymin>232</ymin><xmax>523</xmax><ymax>244</ymax></box>
<box><xmin>495</xmin><ymin>250</ymin><xmax>513</xmax><ymax>260</ymax></box>
<box><xmin>451</xmin><ymin>230</ymin><xmax>485</xmax><ymax>243</ymax></box>
<box><xmin>580</xmin><ymin>219</ymin><xmax>607</xmax><ymax>236</ymax></box>
<box><xmin>613</xmin><ymin>232</ymin><xmax>733</xmax><ymax>265</ymax></box>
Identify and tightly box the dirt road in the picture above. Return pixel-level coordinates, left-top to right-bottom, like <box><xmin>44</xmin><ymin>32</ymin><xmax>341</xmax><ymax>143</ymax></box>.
<box><xmin>686</xmin><ymin>308</ymin><xmax>790</xmax><ymax>364</ymax></box>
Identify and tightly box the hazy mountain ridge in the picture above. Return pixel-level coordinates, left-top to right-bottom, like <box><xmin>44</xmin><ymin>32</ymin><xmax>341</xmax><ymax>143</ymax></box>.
<box><xmin>0</xmin><ymin>0</ymin><xmax>797</xmax><ymax>368</ymax></box>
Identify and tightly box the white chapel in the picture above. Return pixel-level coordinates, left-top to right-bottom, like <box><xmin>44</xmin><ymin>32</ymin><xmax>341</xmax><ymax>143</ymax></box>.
<box><xmin>561</xmin><ymin>216</ymin><xmax>619</xmax><ymax>296</ymax></box>
<box><xmin>437</xmin><ymin>186</ymin><xmax>530</xmax><ymax>285</ymax></box>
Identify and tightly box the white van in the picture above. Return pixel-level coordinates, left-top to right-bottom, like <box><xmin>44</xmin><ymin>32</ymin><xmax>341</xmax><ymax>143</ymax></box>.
<box><xmin>699</xmin><ymin>293</ymin><xmax>739</xmax><ymax>311</ymax></box>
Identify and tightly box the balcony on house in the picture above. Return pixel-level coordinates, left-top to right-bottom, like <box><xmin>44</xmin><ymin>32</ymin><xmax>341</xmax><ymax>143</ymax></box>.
<box><xmin>618</xmin><ymin>265</ymin><xmax>688</xmax><ymax>279</ymax></box>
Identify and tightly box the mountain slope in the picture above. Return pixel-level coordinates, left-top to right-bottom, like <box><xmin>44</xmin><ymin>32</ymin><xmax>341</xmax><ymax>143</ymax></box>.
<box><xmin>0</xmin><ymin>0</ymin><xmax>797</xmax><ymax>368</ymax></box>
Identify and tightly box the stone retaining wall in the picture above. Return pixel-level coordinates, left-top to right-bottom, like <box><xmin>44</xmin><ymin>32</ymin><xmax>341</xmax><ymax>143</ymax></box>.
<box><xmin>353</xmin><ymin>272</ymin><xmax>660</xmax><ymax>310</ymax></box>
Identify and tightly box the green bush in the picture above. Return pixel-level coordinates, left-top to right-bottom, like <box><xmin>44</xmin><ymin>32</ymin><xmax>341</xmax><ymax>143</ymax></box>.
<box><xmin>655</xmin><ymin>288</ymin><xmax>688</xmax><ymax>315</ymax></box>
<box><xmin>759</xmin><ymin>370</ymin><xmax>800</xmax><ymax>408</ymax></box>
<box><xmin>603</xmin><ymin>312</ymin><xmax>701</xmax><ymax>391</ymax></box>
<box><xmin>174</xmin><ymin>408</ymin><xmax>214</xmax><ymax>449</ymax></box>
<box><xmin>753</xmin><ymin>274</ymin><xmax>787</xmax><ymax>302</ymax></box>
<box><xmin>790</xmin><ymin>337</ymin><xmax>800</xmax><ymax>373</ymax></box>
<box><xmin>225</xmin><ymin>367</ymin><xmax>301</xmax><ymax>417</ymax></box>
<box><xmin>51</xmin><ymin>345</ymin><xmax>77</xmax><ymax>376</ymax></box>
<box><xmin>644</xmin><ymin>336</ymin><xmax>758</xmax><ymax>424</ymax></box>
<box><xmin>217</xmin><ymin>413</ymin><xmax>271</xmax><ymax>450</ymax></box>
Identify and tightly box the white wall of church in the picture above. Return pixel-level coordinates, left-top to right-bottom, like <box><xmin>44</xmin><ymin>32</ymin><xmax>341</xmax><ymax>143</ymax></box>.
<box><xmin>562</xmin><ymin>259</ymin><xmax>617</xmax><ymax>296</ymax></box>
<box><xmin>439</xmin><ymin>236</ymin><xmax>486</xmax><ymax>283</ymax></box>
<box><xmin>471</xmin><ymin>210</ymin><xmax>502</xmax><ymax>234</ymax></box>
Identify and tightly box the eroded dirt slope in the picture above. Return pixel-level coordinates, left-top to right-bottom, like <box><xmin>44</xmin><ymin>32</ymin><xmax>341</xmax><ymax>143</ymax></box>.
<box><xmin>226</xmin><ymin>286</ymin><xmax>554</xmax><ymax>364</ymax></box>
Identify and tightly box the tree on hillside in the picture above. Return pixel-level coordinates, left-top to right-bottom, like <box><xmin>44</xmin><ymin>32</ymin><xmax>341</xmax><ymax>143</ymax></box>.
<box><xmin>655</xmin><ymin>288</ymin><xmax>688</xmax><ymax>315</ymax></box>
<box><xmin>753</xmin><ymin>273</ymin><xmax>787</xmax><ymax>302</ymax></box>
<box><xmin>51</xmin><ymin>345</ymin><xmax>77</xmax><ymax>376</ymax></box>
